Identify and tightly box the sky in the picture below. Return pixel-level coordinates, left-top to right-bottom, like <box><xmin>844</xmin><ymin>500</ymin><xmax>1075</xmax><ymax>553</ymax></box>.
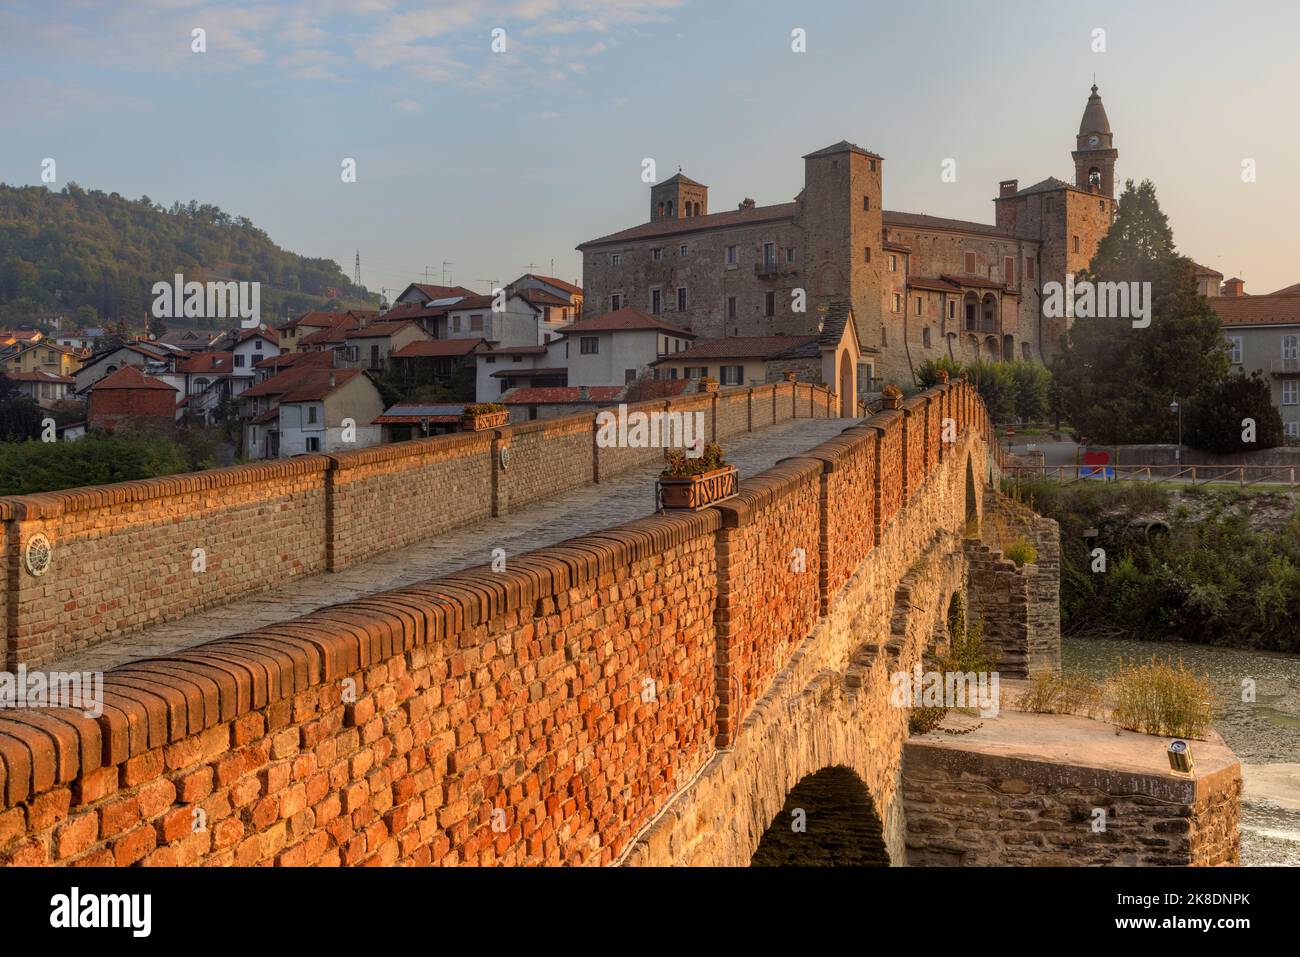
<box><xmin>1</xmin><ymin>0</ymin><xmax>1297</xmax><ymax>298</ymax></box>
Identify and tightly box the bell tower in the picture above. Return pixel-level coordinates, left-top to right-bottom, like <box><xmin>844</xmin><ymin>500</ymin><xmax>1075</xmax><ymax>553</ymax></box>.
<box><xmin>1071</xmin><ymin>84</ymin><xmax>1118</xmax><ymax>198</ymax></box>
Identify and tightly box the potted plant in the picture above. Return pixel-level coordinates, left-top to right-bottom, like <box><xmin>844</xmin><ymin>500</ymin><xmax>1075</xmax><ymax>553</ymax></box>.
<box><xmin>460</xmin><ymin>402</ymin><xmax>509</xmax><ymax>431</ymax></box>
<box><xmin>657</xmin><ymin>442</ymin><xmax>738</xmax><ymax>511</ymax></box>
<box><xmin>783</xmin><ymin>371</ymin><xmax>797</xmax><ymax>382</ymax></box>
<box><xmin>935</xmin><ymin>369</ymin><xmax>949</xmax><ymax>384</ymax></box>
<box><xmin>881</xmin><ymin>383</ymin><xmax>904</xmax><ymax>410</ymax></box>
<box><xmin>698</xmin><ymin>375</ymin><xmax>720</xmax><ymax>394</ymax></box>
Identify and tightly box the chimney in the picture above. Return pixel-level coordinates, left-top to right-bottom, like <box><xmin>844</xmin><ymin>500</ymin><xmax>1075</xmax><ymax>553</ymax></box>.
<box><xmin>1223</xmin><ymin>277</ymin><xmax>1246</xmax><ymax>298</ymax></box>
<box><xmin>738</xmin><ymin>197</ymin><xmax>756</xmax><ymax>210</ymax></box>
<box><xmin>999</xmin><ymin>180</ymin><xmax>1018</xmax><ymax>198</ymax></box>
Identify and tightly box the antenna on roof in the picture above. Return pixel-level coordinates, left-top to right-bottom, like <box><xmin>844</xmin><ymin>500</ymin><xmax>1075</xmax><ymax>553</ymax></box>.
<box><xmin>442</xmin><ymin>261</ymin><xmax>453</xmax><ymax>286</ymax></box>
<box><xmin>354</xmin><ymin>249</ymin><xmax>361</xmax><ymax>286</ymax></box>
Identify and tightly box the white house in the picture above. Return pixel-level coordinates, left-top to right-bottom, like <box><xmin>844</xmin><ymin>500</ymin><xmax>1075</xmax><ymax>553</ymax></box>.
<box><xmin>557</xmin><ymin>308</ymin><xmax>695</xmax><ymax>388</ymax></box>
<box><xmin>274</xmin><ymin>368</ymin><xmax>385</xmax><ymax>456</ymax></box>
<box><xmin>474</xmin><ymin>340</ymin><xmax>568</xmax><ymax>400</ymax></box>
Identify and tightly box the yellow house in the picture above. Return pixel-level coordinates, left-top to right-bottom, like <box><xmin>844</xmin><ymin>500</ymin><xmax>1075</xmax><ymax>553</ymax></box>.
<box><xmin>3</xmin><ymin>341</ymin><xmax>88</xmax><ymax>377</ymax></box>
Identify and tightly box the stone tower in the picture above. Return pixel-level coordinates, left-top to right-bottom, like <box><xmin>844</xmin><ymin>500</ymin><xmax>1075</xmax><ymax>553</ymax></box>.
<box><xmin>650</xmin><ymin>172</ymin><xmax>708</xmax><ymax>221</ymax></box>
<box><xmin>1071</xmin><ymin>84</ymin><xmax>1118</xmax><ymax>198</ymax></box>
<box><xmin>799</xmin><ymin>141</ymin><xmax>884</xmax><ymax>359</ymax></box>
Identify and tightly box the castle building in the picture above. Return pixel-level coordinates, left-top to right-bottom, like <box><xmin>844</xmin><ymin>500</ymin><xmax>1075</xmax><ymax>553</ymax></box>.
<box><xmin>577</xmin><ymin>85</ymin><xmax>1119</xmax><ymax>388</ymax></box>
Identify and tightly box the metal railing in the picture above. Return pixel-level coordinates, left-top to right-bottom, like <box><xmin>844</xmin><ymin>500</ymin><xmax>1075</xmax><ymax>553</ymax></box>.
<box><xmin>754</xmin><ymin>260</ymin><xmax>780</xmax><ymax>277</ymax></box>
<box><xmin>1003</xmin><ymin>463</ymin><xmax>1300</xmax><ymax>488</ymax></box>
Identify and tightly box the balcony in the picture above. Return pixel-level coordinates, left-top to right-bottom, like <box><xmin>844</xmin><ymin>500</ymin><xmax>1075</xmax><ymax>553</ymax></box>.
<box><xmin>754</xmin><ymin>260</ymin><xmax>780</xmax><ymax>278</ymax></box>
<box><xmin>1270</xmin><ymin>358</ymin><xmax>1300</xmax><ymax>375</ymax></box>
<box><xmin>964</xmin><ymin>319</ymin><xmax>1000</xmax><ymax>335</ymax></box>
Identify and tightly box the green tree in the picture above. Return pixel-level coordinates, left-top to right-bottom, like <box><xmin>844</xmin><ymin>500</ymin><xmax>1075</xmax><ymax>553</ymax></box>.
<box><xmin>1051</xmin><ymin>179</ymin><xmax>1230</xmax><ymax>444</ymax></box>
<box><xmin>1010</xmin><ymin>361</ymin><xmax>1051</xmax><ymax>423</ymax></box>
<box><xmin>1183</xmin><ymin>371</ymin><xmax>1285</xmax><ymax>453</ymax></box>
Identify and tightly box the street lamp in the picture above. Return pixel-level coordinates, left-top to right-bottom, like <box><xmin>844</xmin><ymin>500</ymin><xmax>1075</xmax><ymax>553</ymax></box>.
<box><xmin>1169</xmin><ymin>399</ymin><xmax>1182</xmax><ymax>464</ymax></box>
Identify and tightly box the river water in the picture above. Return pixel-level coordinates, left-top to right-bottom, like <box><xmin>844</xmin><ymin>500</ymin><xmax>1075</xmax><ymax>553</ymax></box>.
<box><xmin>1063</xmin><ymin>637</ymin><xmax>1300</xmax><ymax>866</ymax></box>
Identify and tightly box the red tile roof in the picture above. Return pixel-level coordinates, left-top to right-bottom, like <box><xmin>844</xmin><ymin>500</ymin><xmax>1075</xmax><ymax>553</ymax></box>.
<box><xmin>516</xmin><ymin>288</ymin><xmax>572</xmax><ymax>308</ymax></box>
<box><xmin>522</xmin><ymin>274</ymin><xmax>583</xmax><ymax>297</ymax></box>
<box><xmin>254</xmin><ymin>350</ymin><xmax>334</xmax><ymax>370</ymax></box>
<box><xmin>92</xmin><ymin>365</ymin><xmax>177</xmax><ymax>392</ymax></box>
<box><xmin>279</xmin><ymin>311</ymin><xmax>346</xmax><ymax>331</ymax></box>
<box><xmin>178</xmin><ymin>351</ymin><xmax>234</xmax><ymax>374</ymax></box>
<box><xmin>653</xmin><ymin>334</ymin><xmax>816</xmax><ymax>363</ymax></box>
<box><xmin>1211</xmin><ymin>294</ymin><xmax>1300</xmax><ymax>327</ymax></box>
<box><xmin>342</xmin><ymin>320</ymin><xmax>422</xmax><ymax>339</ymax></box>
<box><xmin>558</xmin><ymin>309</ymin><xmax>694</xmax><ymax>337</ymax></box>
<box><xmin>412</xmin><ymin>284</ymin><xmax>475</xmax><ymax>301</ymax></box>
<box><xmin>501</xmin><ymin>386</ymin><xmax>621</xmax><ymax>404</ymax></box>
<box><xmin>578</xmin><ymin>202</ymin><xmax>800</xmax><ymax>249</ymax></box>
<box><xmin>278</xmin><ymin>368</ymin><xmax>368</xmax><ymax>403</ymax></box>
<box><xmin>1269</xmin><ymin>282</ymin><xmax>1300</xmax><ymax>296</ymax></box>
<box><xmin>391</xmin><ymin>338</ymin><xmax>486</xmax><ymax>358</ymax></box>
<box><xmin>237</xmin><ymin>327</ymin><xmax>279</xmax><ymax>344</ymax></box>
<box><xmin>445</xmin><ymin>294</ymin><xmax>496</xmax><ymax>311</ymax></box>
<box><xmin>7</xmin><ymin>370</ymin><xmax>73</xmax><ymax>383</ymax></box>
<box><xmin>486</xmin><ymin>345</ymin><xmax>549</xmax><ymax>356</ymax></box>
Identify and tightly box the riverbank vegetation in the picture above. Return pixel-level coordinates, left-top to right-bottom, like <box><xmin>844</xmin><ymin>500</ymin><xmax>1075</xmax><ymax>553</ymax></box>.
<box><xmin>1006</xmin><ymin>477</ymin><xmax>1300</xmax><ymax>652</ymax></box>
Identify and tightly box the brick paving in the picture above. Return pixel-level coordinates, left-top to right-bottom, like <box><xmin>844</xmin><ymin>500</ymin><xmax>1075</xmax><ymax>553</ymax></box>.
<box><xmin>49</xmin><ymin>416</ymin><xmax>859</xmax><ymax>673</ymax></box>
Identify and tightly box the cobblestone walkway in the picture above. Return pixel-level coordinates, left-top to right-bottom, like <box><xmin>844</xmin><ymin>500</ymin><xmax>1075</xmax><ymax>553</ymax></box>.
<box><xmin>50</xmin><ymin>417</ymin><xmax>858</xmax><ymax>673</ymax></box>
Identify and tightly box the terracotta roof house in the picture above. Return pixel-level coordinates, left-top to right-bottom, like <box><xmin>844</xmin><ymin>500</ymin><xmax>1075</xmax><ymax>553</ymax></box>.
<box><xmin>557</xmin><ymin>309</ymin><xmax>696</xmax><ymax>388</ymax></box>
<box><xmin>244</xmin><ymin>367</ymin><xmax>384</xmax><ymax>459</ymax></box>
<box><xmin>88</xmin><ymin>365</ymin><xmax>179</xmax><ymax>432</ymax></box>
<box><xmin>6</xmin><ymin>370</ymin><xmax>75</xmax><ymax>408</ymax></box>
<box><xmin>391</xmin><ymin>337</ymin><xmax>488</xmax><ymax>392</ymax></box>
<box><xmin>1209</xmin><ymin>291</ymin><xmax>1300</xmax><ymax>440</ymax></box>
<box><xmin>342</xmin><ymin>320</ymin><xmax>430</xmax><ymax>372</ymax></box>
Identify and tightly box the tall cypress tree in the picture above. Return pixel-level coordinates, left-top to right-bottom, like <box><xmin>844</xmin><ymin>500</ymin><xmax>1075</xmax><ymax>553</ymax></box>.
<box><xmin>1052</xmin><ymin>179</ymin><xmax>1229</xmax><ymax>444</ymax></box>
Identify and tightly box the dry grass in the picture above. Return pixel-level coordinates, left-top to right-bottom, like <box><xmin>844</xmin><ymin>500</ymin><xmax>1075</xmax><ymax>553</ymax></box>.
<box><xmin>1107</xmin><ymin>657</ymin><xmax>1219</xmax><ymax>739</ymax></box>
<box><xmin>1015</xmin><ymin>671</ymin><xmax>1104</xmax><ymax>718</ymax></box>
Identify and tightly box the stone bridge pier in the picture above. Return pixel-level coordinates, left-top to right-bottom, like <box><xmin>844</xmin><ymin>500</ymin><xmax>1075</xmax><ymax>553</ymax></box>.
<box><xmin>622</xmin><ymin>423</ymin><xmax>1014</xmax><ymax>866</ymax></box>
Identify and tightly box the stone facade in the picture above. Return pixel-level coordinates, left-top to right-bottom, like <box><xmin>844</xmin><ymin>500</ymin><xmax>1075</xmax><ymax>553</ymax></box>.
<box><xmin>579</xmin><ymin>87</ymin><xmax>1121</xmax><ymax>384</ymax></box>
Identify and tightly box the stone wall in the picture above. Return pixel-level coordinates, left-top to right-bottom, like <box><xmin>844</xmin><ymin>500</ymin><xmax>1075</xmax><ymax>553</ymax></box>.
<box><xmin>902</xmin><ymin>713</ymin><xmax>1241</xmax><ymax>866</ymax></box>
<box><xmin>980</xmin><ymin>491</ymin><xmax>1062</xmax><ymax>673</ymax></box>
<box><xmin>0</xmin><ymin>382</ymin><xmax>836</xmax><ymax>669</ymax></box>
<box><xmin>0</xmin><ymin>381</ymin><xmax>997</xmax><ymax>867</ymax></box>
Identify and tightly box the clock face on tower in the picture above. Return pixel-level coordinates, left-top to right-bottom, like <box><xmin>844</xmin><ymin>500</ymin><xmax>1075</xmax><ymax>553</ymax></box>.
<box><xmin>1088</xmin><ymin>135</ymin><xmax>1100</xmax><ymax>147</ymax></box>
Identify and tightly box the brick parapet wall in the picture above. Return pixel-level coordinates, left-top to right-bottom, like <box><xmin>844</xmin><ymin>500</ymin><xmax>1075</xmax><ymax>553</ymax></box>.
<box><xmin>0</xmin><ymin>383</ymin><xmax>1004</xmax><ymax>867</ymax></box>
<box><xmin>1</xmin><ymin>382</ymin><xmax>837</xmax><ymax>668</ymax></box>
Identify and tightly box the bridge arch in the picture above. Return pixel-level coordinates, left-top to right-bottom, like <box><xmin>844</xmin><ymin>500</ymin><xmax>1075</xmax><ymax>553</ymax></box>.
<box><xmin>751</xmin><ymin>766</ymin><xmax>890</xmax><ymax>866</ymax></box>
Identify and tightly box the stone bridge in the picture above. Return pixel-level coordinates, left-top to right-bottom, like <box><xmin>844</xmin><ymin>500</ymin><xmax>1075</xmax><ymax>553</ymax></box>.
<box><xmin>0</xmin><ymin>381</ymin><xmax>1055</xmax><ymax>867</ymax></box>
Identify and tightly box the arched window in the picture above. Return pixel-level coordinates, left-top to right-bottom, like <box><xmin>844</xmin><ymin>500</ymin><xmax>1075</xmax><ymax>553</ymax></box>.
<box><xmin>693</xmin><ymin>202</ymin><xmax>701</xmax><ymax>216</ymax></box>
<box><xmin>667</xmin><ymin>200</ymin><xmax>674</xmax><ymax>217</ymax></box>
<box><xmin>657</xmin><ymin>201</ymin><xmax>664</xmax><ymax>219</ymax></box>
<box><xmin>1088</xmin><ymin>167</ymin><xmax>1101</xmax><ymax>189</ymax></box>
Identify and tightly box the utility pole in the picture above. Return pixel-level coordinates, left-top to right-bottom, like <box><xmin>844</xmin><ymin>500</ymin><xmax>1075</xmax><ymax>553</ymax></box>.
<box><xmin>353</xmin><ymin>250</ymin><xmax>361</xmax><ymax>286</ymax></box>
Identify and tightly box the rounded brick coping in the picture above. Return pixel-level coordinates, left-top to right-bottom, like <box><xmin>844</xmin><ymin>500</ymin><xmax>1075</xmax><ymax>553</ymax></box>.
<box><xmin>711</xmin><ymin>458</ymin><xmax>820</xmax><ymax>529</ymax></box>
<box><xmin>497</xmin><ymin>414</ymin><xmax>594</xmax><ymax>441</ymax></box>
<box><xmin>0</xmin><ymin>506</ymin><xmax>720</xmax><ymax>811</ymax></box>
<box><xmin>325</xmin><ymin>429</ymin><xmax>492</xmax><ymax>470</ymax></box>
<box><xmin>795</xmin><ymin>429</ymin><xmax>877</xmax><ymax>472</ymax></box>
<box><xmin>0</xmin><ymin>455</ymin><xmax>334</xmax><ymax>520</ymax></box>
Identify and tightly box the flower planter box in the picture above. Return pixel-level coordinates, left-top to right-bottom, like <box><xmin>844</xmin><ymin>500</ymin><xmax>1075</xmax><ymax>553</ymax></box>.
<box><xmin>657</xmin><ymin>465</ymin><xmax>738</xmax><ymax>511</ymax></box>
<box><xmin>460</xmin><ymin>410</ymin><xmax>509</xmax><ymax>431</ymax></box>
<box><xmin>882</xmin><ymin>395</ymin><xmax>903</xmax><ymax>410</ymax></box>
<box><xmin>699</xmin><ymin>380</ymin><xmax>719</xmax><ymax>394</ymax></box>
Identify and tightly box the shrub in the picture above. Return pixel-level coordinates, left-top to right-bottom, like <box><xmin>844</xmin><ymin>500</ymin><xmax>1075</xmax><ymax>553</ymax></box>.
<box><xmin>1009</xmin><ymin>361</ymin><xmax>1051</xmax><ymax>423</ymax></box>
<box><xmin>881</xmin><ymin>382</ymin><xmax>903</xmax><ymax>398</ymax></box>
<box><xmin>964</xmin><ymin>359</ymin><xmax>1017</xmax><ymax>422</ymax></box>
<box><xmin>662</xmin><ymin>442</ymin><xmax>726</xmax><ymax>478</ymax></box>
<box><xmin>1005</xmin><ymin>536</ymin><xmax>1037</xmax><ymax>568</ymax></box>
<box><xmin>916</xmin><ymin>356</ymin><xmax>963</xmax><ymax>388</ymax></box>
<box><xmin>0</xmin><ymin>430</ymin><xmax>192</xmax><ymax>496</ymax></box>
<box><xmin>462</xmin><ymin>402</ymin><xmax>506</xmax><ymax>415</ymax></box>
<box><xmin>1107</xmin><ymin>657</ymin><xmax>1218</xmax><ymax>739</ymax></box>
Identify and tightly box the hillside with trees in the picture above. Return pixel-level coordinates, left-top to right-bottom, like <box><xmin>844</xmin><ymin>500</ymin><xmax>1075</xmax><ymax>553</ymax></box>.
<box><xmin>0</xmin><ymin>182</ymin><xmax>379</xmax><ymax>331</ymax></box>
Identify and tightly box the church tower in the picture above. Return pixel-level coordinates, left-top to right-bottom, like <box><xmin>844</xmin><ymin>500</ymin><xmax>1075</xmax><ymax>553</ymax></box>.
<box><xmin>1072</xmin><ymin>84</ymin><xmax>1118</xmax><ymax>198</ymax></box>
